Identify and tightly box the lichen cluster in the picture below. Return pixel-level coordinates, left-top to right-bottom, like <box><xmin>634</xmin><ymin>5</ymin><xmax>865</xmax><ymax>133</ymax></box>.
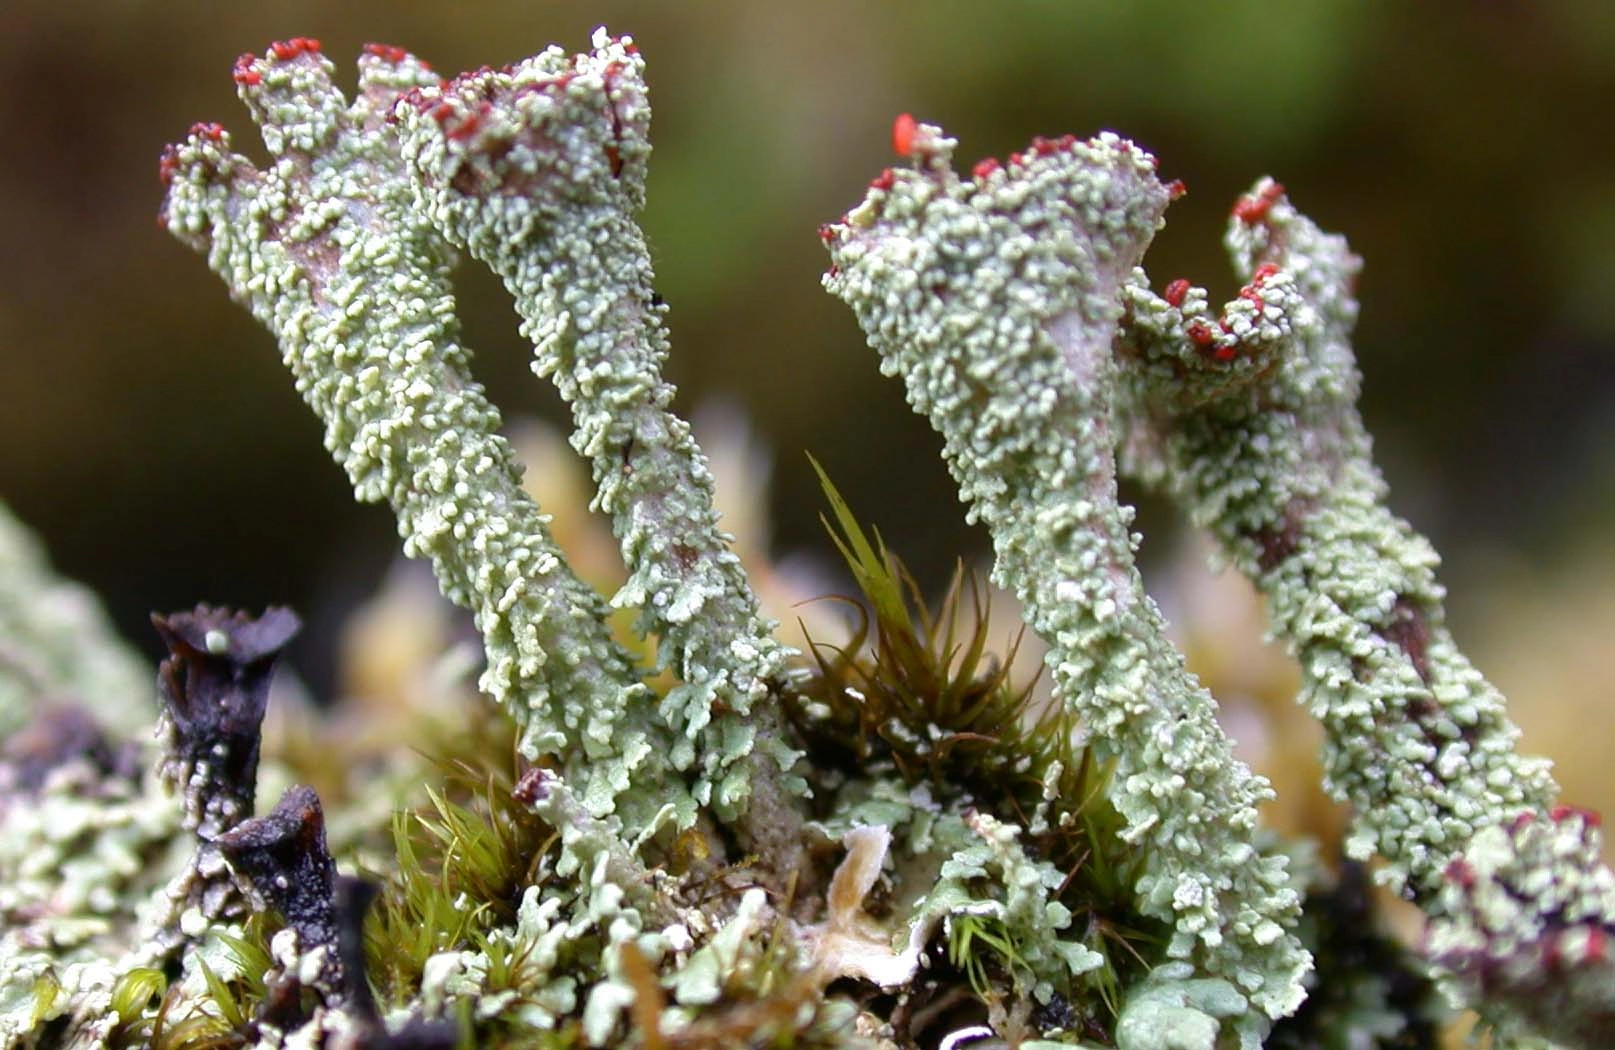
<box><xmin>821</xmin><ymin>127</ymin><xmax>1308</xmax><ymax>1031</ymax></box>
<box><xmin>2</xmin><ymin>25</ymin><xmax>1612</xmax><ymax>1050</ymax></box>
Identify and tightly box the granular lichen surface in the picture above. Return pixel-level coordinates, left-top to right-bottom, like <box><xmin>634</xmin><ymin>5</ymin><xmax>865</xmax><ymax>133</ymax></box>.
<box><xmin>1</xmin><ymin>26</ymin><xmax>1612</xmax><ymax>1050</ymax></box>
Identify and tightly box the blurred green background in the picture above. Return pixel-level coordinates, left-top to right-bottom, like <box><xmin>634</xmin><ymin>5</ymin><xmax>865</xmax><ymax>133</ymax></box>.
<box><xmin>2</xmin><ymin>0</ymin><xmax>1612</xmax><ymax>746</ymax></box>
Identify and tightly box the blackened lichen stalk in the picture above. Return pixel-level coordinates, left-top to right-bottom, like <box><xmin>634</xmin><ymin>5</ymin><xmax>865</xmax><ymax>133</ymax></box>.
<box><xmin>822</xmin><ymin>126</ymin><xmax>1310</xmax><ymax>1025</ymax></box>
<box><xmin>152</xmin><ymin>606</ymin><xmax>301</xmax><ymax>841</ymax></box>
<box><xmin>149</xmin><ymin>605</ymin><xmax>300</xmax><ymax>933</ymax></box>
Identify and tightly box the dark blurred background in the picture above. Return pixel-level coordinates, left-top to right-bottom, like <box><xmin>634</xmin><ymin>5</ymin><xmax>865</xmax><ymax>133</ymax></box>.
<box><xmin>2</xmin><ymin>0</ymin><xmax>1612</xmax><ymax>709</ymax></box>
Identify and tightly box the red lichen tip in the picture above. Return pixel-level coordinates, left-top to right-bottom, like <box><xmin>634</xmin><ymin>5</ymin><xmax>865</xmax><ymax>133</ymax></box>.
<box><xmin>892</xmin><ymin>112</ymin><xmax>919</xmax><ymax>158</ymax></box>
<box><xmin>1028</xmin><ymin>134</ymin><xmax>1076</xmax><ymax>157</ymax></box>
<box><xmin>1551</xmin><ymin>803</ymin><xmax>1603</xmax><ymax>828</ymax></box>
<box><xmin>1163</xmin><ymin>278</ymin><xmax>1192</xmax><ymax>308</ymax></box>
<box><xmin>817</xmin><ymin>223</ymin><xmax>836</xmax><ymax>245</ymax></box>
<box><xmin>1232</xmin><ymin>181</ymin><xmax>1285</xmax><ymax>225</ymax></box>
<box><xmin>395</xmin><ymin>87</ymin><xmax>431</xmax><ymax>115</ymax></box>
<box><xmin>158</xmin><ymin>145</ymin><xmax>181</xmax><ymax>187</ymax></box>
<box><xmin>1187</xmin><ymin>317</ymin><xmax>1239</xmax><ymax>363</ymax></box>
<box><xmin>268</xmin><ymin>37</ymin><xmax>322</xmax><ymax>62</ymax></box>
<box><xmin>1186</xmin><ymin>321</ymin><xmax>1217</xmax><ymax>349</ymax></box>
<box><xmin>362</xmin><ymin>43</ymin><xmax>410</xmax><ymax>64</ymax></box>
<box><xmin>971</xmin><ymin>157</ymin><xmax>1001</xmax><ymax>181</ymax></box>
<box><xmin>1588</xmin><ymin>926</ymin><xmax>1609</xmax><ymax>964</ymax></box>
<box><xmin>1237</xmin><ymin>268</ymin><xmax>1280</xmax><ymax>316</ymax></box>
<box><xmin>1444</xmin><ymin>856</ymin><xmax>1476</xmax><ymax>889</ymax></box>
<box><xmin>1165</xmin><ymin>178</ymin><xmax>1187</xmax><ymax>201</ymax></box>
<box><xmin>447</xmin><ymin>112</ymin><xmax>482</xmax><ymax>142</ymax></box>
<box><xmin>870</xmin><ymin>168</ymin><xmax>896</xmax><ymax>193</ymax></box>
<box><xmin>189</xmin><ymin>121</ymin><xmax>227</xmax><ymax>142</ymax></box>
<box><xmin>232</xmin><ymin>53</ymin><xmax>262</xmax><ymax>87</ymax></box>
<box><xmin>441</xmin><ymin>100</ymin><xmax>492</xmax><ymax>143</ymax></box>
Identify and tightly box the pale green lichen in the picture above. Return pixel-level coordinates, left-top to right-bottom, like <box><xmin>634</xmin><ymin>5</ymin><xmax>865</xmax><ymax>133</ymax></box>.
<box><xmin>1111</xmin><ymin>182</ymin><xmax>1615</xmax><ymax>1042</ymax></box>
<box><xmin>1113</xmin><ymin>963</ymin><xmax>1256</xmax><ymax>1050</ymax></box>
<box><xmin>0</xmin><ymin>740</ymin><xmax>186</xmax><ymax>1044</ymax></box>
<box><xmin>4</xmin><ymin>23</ymin><xmax>1608</xmax><ymax>1050</ymax></box>
<box><xmin>394</xmin><ymin>30</ymin><xmax>804</xmax><ymax>841</ymax></box>
<box><xmin>415</xmin><ymin>848</ymin><xmax>675</xmax><ymax>1046</ymax></box>
<box><xmin>515</xmin><ymin>766</ymin><xmax>677</xmax><ymax>929</ymax></box>
<box><xmin>805</xmin><ymin>778</ymin><xmax>1187</xmax><ymax>1044</ymax></box>
<box><xmin>1115</xmin><ymin>181</ymin><xmax>1558</xmax><ymax>904</ymax></box>
<box><xmin>1427</xmin><ymin>808</ymin><xmax>1615</xmax><ymax>1047</ymax></box>
<box><xmin>158</xmin><ymin>38</ymin><xmax>690</xmax><ymax>833</ymax></box>
<box><xmin>822</xmin><ymin>126</ymin><xmax>1310</xmax><ymax>1028</ymax></box>
<box><xmin>925</xmin><ymin>811</ymin><xmax>1107</xmax><ymax>1004</ymax></box>
<box><xmin>0</xmin><ymin>503</ymin><xmax>152</xmax><ymax>740</ymax></box>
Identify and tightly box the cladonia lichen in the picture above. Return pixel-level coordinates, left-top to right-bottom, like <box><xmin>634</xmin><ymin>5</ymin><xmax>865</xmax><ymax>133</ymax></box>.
<box><xmin>1</xmin><ymin>26</ymin><xmax>1610</xmax><ymax>1050</ymax></box>
<box><xmin>821</xmin><ymin>125</ymin><xmax>1309</xmax><ymax>1029</ymax></box>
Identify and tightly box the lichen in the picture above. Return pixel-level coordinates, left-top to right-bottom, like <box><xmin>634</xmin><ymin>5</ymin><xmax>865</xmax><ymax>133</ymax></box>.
<box><xmin>0</xmin><ymin>24</ymin><xmax>1606</xmax><ymax>1050</ymax></box>
<box><xmin>821</xmin><ymin>123</ymin><xmax>1310</xmax><ymax>1026</ymax></box>
<box><xmin>394</xmin><ymin>37</ymin><xmax>801</xmax><ymax>838</ymax></box>
<box><xmin>159</xmin><ymin>35</ymin><xmax>686</xmax><ymax>835</ymax></box>
<box><xmin>0</xmin><ymin>503</ymin><xmax>151</xmax><ymax>741</ymax></box>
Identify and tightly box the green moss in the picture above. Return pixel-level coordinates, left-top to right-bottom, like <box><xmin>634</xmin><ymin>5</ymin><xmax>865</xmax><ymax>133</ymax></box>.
<box><xmin>147</xmin><ymin>916</ymin><xmax>275</xmax><ymax>1050</ymax></box>
<box><xmin>948</xmin><ymin>911</ymin><xmax>1029</xmax><ymax>1000</ymax></box>
<box><xmin>791</xmin><ymin>456</ymin><xmax>1054</xmax><ymax>797</ymax></box>
<box><xmin>791</xmin><ymin>463</ymin><xmax>1171</xmax><ymax>1039</ymax></box>
<box><xmin>103</xmin><ymin>967</ymin><xmax>169</xmax><ymax>1047</ymax></box>
<box><xmin>362</xmin><ymin>713</ymin><xmax>557</xmax><ymax>1009</ymax></box>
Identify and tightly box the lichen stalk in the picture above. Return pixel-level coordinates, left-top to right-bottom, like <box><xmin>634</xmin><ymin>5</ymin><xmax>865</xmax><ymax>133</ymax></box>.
<box><xmin>1115</xmin><ymin>183</ymin><xmax>1559</xmax><ymax>898</ymax></box>
<box><xmin>513</xmin><ymin>766</ymin><xmax>679</xmax><ymax>929</ymax></box>
<box><xmin>157</xmin><ymin>40</ymin><xmax>689</xmax><ymax>828</ymax></box>
<box><xmin>1115</xmin><ymin>181</ymin><xmax>1600</xmax><ymax>1040</ymax></box>
<box><xmin>822</xmin><ymin>128</ymin><xmax>1309</xmax><ymax>1023</ymax></box>
<box><xmin>1428</xmin><ymin>808</ymin><xmax>1615</xmax><ymax>1047</ymax></box>
<box><xmin>396</xmin><ymin>32</ymin><xmax>804</xmax><ymax>841</ymax></box>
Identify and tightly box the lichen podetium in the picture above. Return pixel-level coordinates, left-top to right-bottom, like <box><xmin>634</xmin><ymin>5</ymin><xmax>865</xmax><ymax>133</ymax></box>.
<box><xmin>1</xmin><ymin>27</ymin><xmax>1612</xmax><ymax>1050</ymax></box>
